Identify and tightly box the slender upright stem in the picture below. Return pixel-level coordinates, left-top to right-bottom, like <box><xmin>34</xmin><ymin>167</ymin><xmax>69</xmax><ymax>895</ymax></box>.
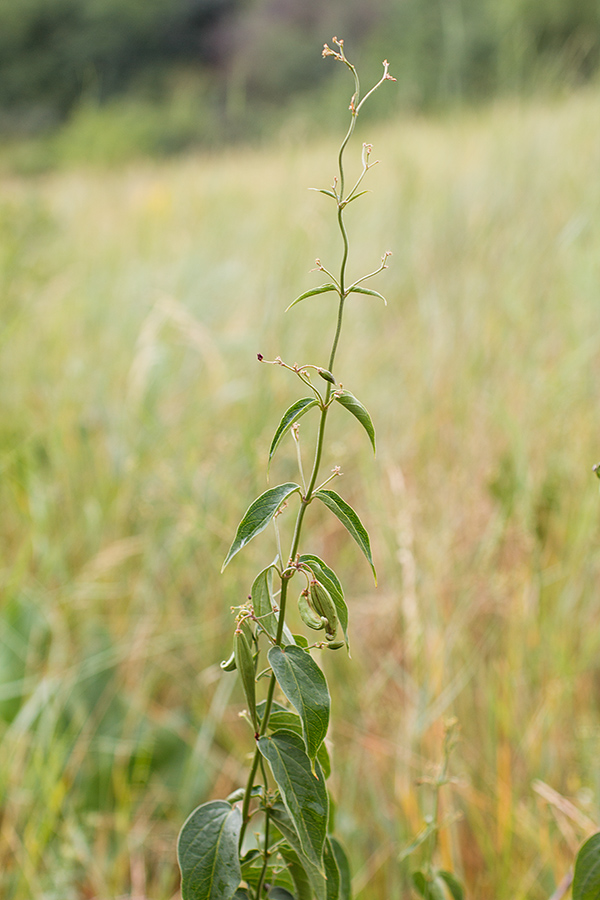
<box><xmin>236</xmin><ymin>47</ymin><xmax>395</xmax><ymax>890</ymax></box>
<box><xmin>255</xmin><ymin>809</ymin><xmax>271</xmax><ymax>898</ymax></box>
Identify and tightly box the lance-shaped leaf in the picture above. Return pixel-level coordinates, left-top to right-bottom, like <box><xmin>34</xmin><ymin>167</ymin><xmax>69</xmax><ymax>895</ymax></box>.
<box><xmin>347</xmin><ymin>285</ymin><xmax>387</xmax><ymax>305</ymax></box>
<box><xmin>313</xmin><ymin>490</ymin><xmax>376</xmax><ymax>582</ymax></box>
<box><xmin>268</xmin><ymin>645</ymin><xmax>330</xmax><ymax>762</ymax></box>
<box><xmin>267</xmin><ymin>890</ymin><xmax>296</xmax><ymax>900</ymax></box>
<box><xmin>271</xmin><ymin>803</ymin><xmax>327</xmax><ymax>900</ymax></box>
<box><xmin>177</xmin><ymin>800</ymin><xmax>242</xmax><ymax>900</ymax></box>
<box><xmin>268</xmin><ymin>709</ymin><xmax>331</xmax><ymax>779</ymax></box>
<box><xmin>298</xmin><ymin>554</ymin><xmax>349</xmax><ymax>651</ymax></box>
<box><xmin>334</xmin><ymin>390</ymin><xmax>376</xmax><ymax>454</ymax></box>
<box><xmin>258</xmin><ymin>731</ymin><xmax>328</xmax><ymax>870</ymax></box>
<box><xmin>269</xmin><ymin>398</ymin><xmax>319</xmax><ymax>467</ymax></box>
<box><xmin>344</xmin><ymin>189</ymin><xmax>370</xmax><ymax>204</ymax></box>
<box><xmin>329</xmin><ymin>838</ymin><xmax>352</xmax><ymax>900</ymax></box>
<box><xmin>324</xmin><ymin>838</ymin><xmax>341</xmax><ymax>900</ymax></box>
<box><xmin>574</xmin><ymin>833</ymin><xmax>600</xmax><ymax>900</ymax></box>
<box><xmin>286</xmin><ymin>284</ymin><xmax>339</xmax><ymax>312</ymax></box>
<box><xmin>222</xmin><ymin>483</ymin><xmax>300</xmax><ymax>571</ymax></box>
<box><xmin>279</xmin><ymin>844</ymin><xmax>313</xmax><ymax>900</ymax></box>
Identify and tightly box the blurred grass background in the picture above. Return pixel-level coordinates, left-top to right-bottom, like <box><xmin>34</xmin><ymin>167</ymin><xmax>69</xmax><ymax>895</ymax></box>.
<box><xmin>2</xmin><ymin>86</ymin><xmax>600</xmax><ymax>898</ymax></box>
<box><xmin>3</xmin><ymin>2</ymin><xmax>600</xmax><ymax>899</ymax></box>
<box><xmin>1</xmin><ymin>0</ymin><xmax>600</xmax><ymax>170</ymax></box>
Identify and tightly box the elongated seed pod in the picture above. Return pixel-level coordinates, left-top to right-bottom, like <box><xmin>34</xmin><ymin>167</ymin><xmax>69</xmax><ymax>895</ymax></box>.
<box><xmin>234</xmin><ymin>628</ymin><xmax>258</xmax><ymax>729</ymax></box>
<box><xmin>309</xmin><ymin>580</ymin><xmax>338</xmax><ymax>639</ymax></box>
<box><xmin>298</xmin><ymin>590</ymin><xmax>326</xmax><ymax>630</ymax></box>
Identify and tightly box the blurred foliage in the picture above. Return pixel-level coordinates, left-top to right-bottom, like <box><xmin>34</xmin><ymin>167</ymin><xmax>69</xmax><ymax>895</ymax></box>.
<box><xmin>1</xmin><ymin>0</ymin><xmax>600</xmax><ymax>148</ymax></box>
<box><xmin>0</xmin><ymin>0</ymin><xmax>235</xmax><ymax>130</ymax></box>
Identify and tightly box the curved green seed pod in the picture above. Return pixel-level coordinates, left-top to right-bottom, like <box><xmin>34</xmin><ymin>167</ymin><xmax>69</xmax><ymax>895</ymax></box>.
<box><xmin>298</xmin><ymin>590</ymin><xmax>326</xmax><ymax>631</ymax></box>
<box><xmin>234</xmin><ymin>628</ymin><xmax>258</xmax><ymax>730</ymax></box>
<box><xmin>220</xmin><ymin>649</ymin><xmax>237</xmax><ymax>671</ymax></box>
<box><xmin>309</xmin><ymin>580</ymin><xmax>338</xmax><ymax>639</ymax></box>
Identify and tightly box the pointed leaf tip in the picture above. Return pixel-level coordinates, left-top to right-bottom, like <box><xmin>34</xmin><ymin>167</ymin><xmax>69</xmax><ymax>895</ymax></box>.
<box><xmin>314</xmin><ymin>489</ymin><xmax>376</xmax><ymax>582</ymax></box>
<box><xmin>348</xmin><ymin>285</ymin><xmax>387</xmax><ymax>305</ymax></box>
<box><xmin>334</xmin><ymin>390</ymin><xmax>376</xmax><ymax>454</ymax></box>
<box><xmin>222</xmin><ymin>483</ymin><xmax>301</xmax><ymax>570</ymax></box>
<box><xmin>269</xmin><ymin>398</ymin><xmax>319</xmax><ymax>467</ymax></box>
<box><xmin>286</xmin><ymin>284</ymin><xmax>339</xmax><ymax>312</ymax></box>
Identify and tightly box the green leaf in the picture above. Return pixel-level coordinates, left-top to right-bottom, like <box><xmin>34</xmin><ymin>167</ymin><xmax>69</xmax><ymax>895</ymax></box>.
<box><xmin>286</xmin><ymin>284</ymin><xmax>339</xmax><ymax>312</ymax></box>
<box><xmin>313</xmin><ymin>490</ymin><xmax>376</xmax><ymax>582</ymax></box>
<box><xmin>268</xmin><ymin>890</ymin><xmax>296</xmax><ymax>899</ymax></box>
<box><xmin>574</xmin><ymin>833</ymin><xmax>600</xmax><ymax>900</ymax></box>
<box><xmin>344</xmin><ymin>189</ymin><xmax>370</xmax><ymax>204</ymax></box>
<box><xmin>298</xmin><ymin>555</ymin><xmax>349</xmax><ymax>650</ymax></box>
<box><xmin>177</xmin><ymin>800</ymin><xmax>242</xmax><ymax>900</ymax></box>
<box><xmin>268</xmin><ymin>645</ymin><xmax>330</xmax><ymax>762</ymax></box>
<box><xmin>329</xmin><ymin>838</ymin><xmax>352</xmax><ymax>900</ymax></box>
<box><xmin>222</xmin><ymin>483</ymin><xmax>300</xmax><ymax>570</ymax></box>
<box><xmin>233</xmin><ymin>892</ymin><xmax>250</xmax><ymax>900</ymax></box>
<box><xmin>267</xmin><ymin>708</ymin><xmax>331</xmax><ymax>779</ymax></box>
<box><xmin>258</xmin><ymin>731</ymin><xmax>328</xmax><ymax>870</ymax></box>
<box><xmin>438</xmin><ymin>871</ymin><xmax>464</xmax><ymax>900</ymax></box>
<box><xmin>257</xmin><ymin>698</ymin><xmax>287</xmax><ymax>718</ymax></box>
<box><xmin>271</xmin><ymin>803</ymin><xmax>327</xmax><ymax>900</ymax></box>
<box><xmin>347</xmin><ymin>285</ymin><xmax>387</xmax><ymax>305</ymax></box>
<box><xmin>334</xmin><ymin>390</ymin><xmax>376</xmax><ymax>454</ymax></box>
<box><xmin>293</xmin><ymin>633</ymin><xmax>310</xmax><ymax>649</ymax></box>
<box><xmin>269</xmin><ymin>398</ymin><xmax>319</xmax><ymax>467</ymax></box>
<box><xmin>324</xmin><ymin>838</ymin><xmax>341</xmax><ymax>900</ymax></box>
<box><xmin>280</xmin><ymin>844</ymin><xmax>313</xmax><ymax>900</ymax></box>
<box><xmin>269</xmin><ymin>709</ymin><xmax>303</xmax><ymax>734</ymax></box>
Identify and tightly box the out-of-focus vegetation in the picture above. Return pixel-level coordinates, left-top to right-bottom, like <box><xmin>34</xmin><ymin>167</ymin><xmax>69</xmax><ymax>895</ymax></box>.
<box><xmin>1</xmin><ymin>0</ymin><xmax>600</xmax><ymax>168</ymax></box>
<box><xmin>2</xmin><ymin>84</ymin><xmax>600</xmax><ymax>898</ymax></box>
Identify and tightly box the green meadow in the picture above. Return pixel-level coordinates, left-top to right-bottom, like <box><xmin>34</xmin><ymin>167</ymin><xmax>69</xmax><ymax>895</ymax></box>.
<box><xmin>2</xmin><ymin>86</ymin><xmax>600</xmax><ymax>899</ymax></box>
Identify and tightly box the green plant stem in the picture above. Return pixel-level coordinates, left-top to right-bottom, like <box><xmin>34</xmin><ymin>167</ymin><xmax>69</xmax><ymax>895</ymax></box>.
<box><xmin>238</xmin><ymin>300</ymin><xmax>343</xmax><ymax>849</ymax></box>
<box><xmin>239</xmin><ymin>61</ymin><xmax>360</xmax><ymax>860</ymax></box>
<box><xmin>255</xmin><ymin>808</ymin><xmax>271</xmax><ymax>898</ymax></box>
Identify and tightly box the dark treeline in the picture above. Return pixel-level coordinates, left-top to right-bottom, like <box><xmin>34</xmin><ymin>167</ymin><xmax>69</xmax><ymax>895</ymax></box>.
<box><xmin>2</xmin><ymin>0</ymin><xmax>600</xmax><ymax>136</ymax></box>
